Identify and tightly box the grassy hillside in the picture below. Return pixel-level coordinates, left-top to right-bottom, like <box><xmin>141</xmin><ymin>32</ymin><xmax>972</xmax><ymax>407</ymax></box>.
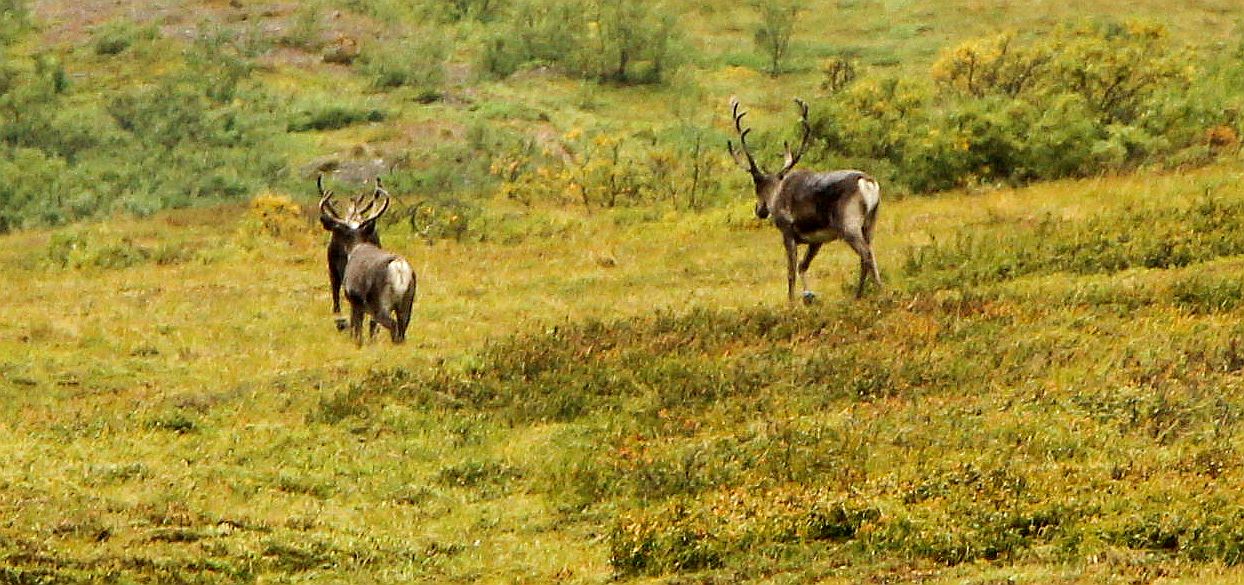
<box><xmin>3</xmin><ymin>0</ymin><xmax>1244</xmax><ymax>583</ymax></box>
<box><xmin>1</xmin><ymin>0</ymin><xmax>1242</xmax><ymax>229</ymax></box>
<box><xmin>6</xmin><ymin>160</ymin><xmax>1244</xmax><ymax>583</ymax></box>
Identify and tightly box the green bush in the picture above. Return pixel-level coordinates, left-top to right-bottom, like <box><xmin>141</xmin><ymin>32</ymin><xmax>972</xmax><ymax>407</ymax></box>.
<box><xmin>360</xmin><ymin>32</ymin><xmax>447</xmax><ymax>98</ymax></box>
<box><xmin>480</xmin><ymin>0</ymin><xmax>682</xmax><ymax>84</ymax></box>
<box><xmin>287</xmin><ymin>104</ymin><xmax>385</xmax><ymax>132</ymax></box>
<box><xmin>479</xmin><ymin>0</ymin><xmax>587</xmax><ymax>79</ymax></box>
<box><xmin>0</xmin><ymin>22</ymin><xmax>285</xmax><ymax>231</ymax></box>
<box><xmin>751</xmin><ymin>0</ymin><xmax>802</xmax><ymax>76</ymax></box>
<box><xmin>281</xmin><ymin>3</ymin><xmax>324</xmax><ymax>50</ymax></box>
<box><xmin>442</xmin><ymin>0</ymin><xmax>507</xmax><ymax>22</ymax></box>
<box><xmin>0</xmin><ymin>0</ymin><xmax>28</xmax><ymax>44</ymax></box>
<box><xmin>588</xmin><ymin>0</ymin><xmax>682</xmax><ymax>84</ymax></box>
<box><xmin>809</xmin><ymin>20</ymin><xmax>1224</xmax><ymax>193</ymax></box>
<box><xmin>0</xmin><ymin>149</ymin><xmax>71</xmax><ymax>231</ymax></box>
<box><xmin>91</xmin><ymin>20</ymin><xmax>157</xmax><ymax>56</ymax></box>
<box><xmin>45</xmin><ymin>231</ymin><xmax>157</xmax><ymax>270</ymax></box>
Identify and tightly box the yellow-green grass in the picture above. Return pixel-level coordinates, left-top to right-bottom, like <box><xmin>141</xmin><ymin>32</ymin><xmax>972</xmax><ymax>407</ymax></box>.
<box><xmin>3</xmin><ymin>156</ymin><xmax>1244</xmax><ymax>582</ymax></box>
<box><xmin>5</xmin><ymin>0</ymin><xmax>1244</xmax><ymax>582</ymax></box>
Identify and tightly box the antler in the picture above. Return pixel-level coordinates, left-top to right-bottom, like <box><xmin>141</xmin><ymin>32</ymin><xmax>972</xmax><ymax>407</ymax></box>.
<box><xmin>359</xmin><ymin>177</ymin><xmax>390</xmax><ymax>225</ymax></box>
<box><xmin>779</xmin><ymin>98</ymin><xmax>812</xmax><ymax>176</ymax></box>
<box><xmin>727</xmin><ymin>97</ymin><xmax>764</xmax><ymax>177</ymax></box>
<box><xmin>318</xmin><ymin>174</ymin><xmax>344</xmax><ymax>222</ymax></box>
<box><xmin>352</xmin><ymin>191</ymin><xmax>373</xmax><ymax>216</ymax></box>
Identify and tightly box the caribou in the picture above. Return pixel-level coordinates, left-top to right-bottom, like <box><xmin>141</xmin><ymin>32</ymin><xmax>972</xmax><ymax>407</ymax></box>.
<box><xmin>728</xmin><ymin>97</ymin><xmax>882</xmax><ymax>303</ymax></box>
<box><xmin>318</xmin><ymin>176</ymin><xmax>416</xmax><ymax>345</ymax></box>
<box><xmin>318</xmin><ymin>175</ymin><xmax>385</xmax><ymax>330</ymax></box>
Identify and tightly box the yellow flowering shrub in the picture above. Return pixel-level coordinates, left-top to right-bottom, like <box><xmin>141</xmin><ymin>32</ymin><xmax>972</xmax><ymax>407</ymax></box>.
<box><xmin>237</xmin><ymin>192</ymin><xmax>312</xmax><ymax>247</ymax></box>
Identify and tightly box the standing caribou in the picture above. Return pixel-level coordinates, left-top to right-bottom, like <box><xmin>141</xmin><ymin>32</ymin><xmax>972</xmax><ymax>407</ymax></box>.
<box><xmin>318</xmin><ymin>176</ymin><xmax>416</xmax><ymax>345</ymax></box>
<box><xmin>318</xmin><ymin>174</ymin><xmax>383</xmax><ymax>330</ymax></box>
<box><xmin>728</xmin><ymin>97</ymin><xmax>882</xmax><ymax>303</ymax></box>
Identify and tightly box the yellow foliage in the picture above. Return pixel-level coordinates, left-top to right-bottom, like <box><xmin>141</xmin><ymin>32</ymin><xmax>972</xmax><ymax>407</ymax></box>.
<box><xmin>238</xmin><ymin>192</ymin><xmax>313</xmax><ymax>247</ymax></box>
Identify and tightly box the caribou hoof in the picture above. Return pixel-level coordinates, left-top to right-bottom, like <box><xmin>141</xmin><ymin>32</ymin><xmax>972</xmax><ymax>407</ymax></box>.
<box><xmin>801</xmin><ymin>291</ymin><xmax>818</xmax><ymax>305</ymax></box>
<box><xmin>334</xmin><ymin>317</ymin><xmax>348</xmax><ymax>331</ymax></box>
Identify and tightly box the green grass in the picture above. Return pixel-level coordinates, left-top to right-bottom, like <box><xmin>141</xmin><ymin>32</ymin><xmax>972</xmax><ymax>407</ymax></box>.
<box><xmin>4</xmin><ymin>0</ymin><xmax>1244</xmax><ymax>582</ymax></box>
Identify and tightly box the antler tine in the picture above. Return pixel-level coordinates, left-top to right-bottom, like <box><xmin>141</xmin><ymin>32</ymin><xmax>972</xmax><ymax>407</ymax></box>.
<box><xmin>342</xmin><ymin>176</ymin><xmax>384</xmax><ymax>217</ymax></box>
<box><xmin>360</xmin><ymin>178</ymin><xmax>391</xmax><ymax>225</ymax></box>
<box><xmin>318</xmin><ymin>174</ymin><xmax>344</xmax><ymax>221</ymax></box>
<box><xmin>780</xmin><ymin>97</ymin><xmax>813</xmax><ymax>175</ymax></box>
<box><xmin>356</xmin><ymin>176</ymin><xmax>388</xmax><ymax>216</ymax></box>
<box><xmin>317</xmin><ymin>173</ymin><xmax>332</xmax><ymax>200</ymax></box>
<box><xmin>727</xmin><ymin>97</ymin><xmax>763</xmax><ymax>176</ymax></box>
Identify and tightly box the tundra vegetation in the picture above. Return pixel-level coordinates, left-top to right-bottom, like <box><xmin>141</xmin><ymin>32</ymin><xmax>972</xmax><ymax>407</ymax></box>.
<box><xmin>3</xmin><ymin>0</ymin><xmax>1244</xmax><ymax>583</ymax></box>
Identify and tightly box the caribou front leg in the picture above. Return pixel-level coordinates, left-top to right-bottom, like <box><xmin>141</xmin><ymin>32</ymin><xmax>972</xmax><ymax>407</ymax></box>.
<box><xmin>783</xmin><ymin>236</ymin><xmax>799</xmax><ymax>305</ymax></box>
<box><xmin>797</xmin><ymin>242</ymin><xmax>822</xmax><ymax>304</ymax></box>
<box><xmin>328</xmin><ymin>252</ymin><xmax>348</xmax><ymax>331</ymax></box>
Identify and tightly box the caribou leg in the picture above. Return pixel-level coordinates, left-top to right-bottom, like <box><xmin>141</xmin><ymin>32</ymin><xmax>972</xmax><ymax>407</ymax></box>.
<box><xmin>369</xmin><ymin>304</ymin><xmax>399</xmax><ymax>343</ymax></box>
<box><xmin>328</xmin><ymin>251</ymin><xmax>348</xmax><ymax>331</ymax></box>
<box><xmin>864</xmin><ymin>209</ymin><xmax>882</xmax><ymax>287</ymax></box>
<box><xmin>844</xmin><ymin>232</ymin><xmax>877</xmax><ymax>299</ymax></box>
<box><xmin>797</xmin><ymin>242</ymin><xmax>822</xmax><ymax>304</ymax></box>
<box><xmin>783</xmin><ymin>236</ymin><xmax>799</xmax><ymax>304</ymax></box>
<box><xmin>394</xmin><ymin>287</ymin><xmax>415</xmax><ymax>344</ymax></box>
<box><xmin>348</xmin><ymin>301</ymin><xmax>366</xmax><ymax>347</ymax></box>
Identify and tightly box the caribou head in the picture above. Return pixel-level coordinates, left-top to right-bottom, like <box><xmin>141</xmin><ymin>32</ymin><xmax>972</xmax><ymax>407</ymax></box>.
<box><xmin>727</xmin><ymin>97</ymin><xmax>812</xmax><ymax>221</ymax></box>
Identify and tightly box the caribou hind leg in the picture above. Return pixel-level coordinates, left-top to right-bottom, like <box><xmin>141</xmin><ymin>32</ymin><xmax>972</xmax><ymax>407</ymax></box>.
<box><xmin>369</xmin><ymin>304</ymin><xmax>399</xmax><ymax>342</ymax></box>
<box><xmin>348</xmin><ymin>297</ymin><xmax>366</xmax><ymax>347</ymax></box>
<box><xmin>844</xmin><ymin>231</ymin><xmax>878</xmax><ymax>299</ymax></box>
<box><xmin>863</xmin><ymin>206</ymin><xmax>882</xmax><ymax>287</ymax></box>
<box><xmin>393</xmin><ymin>283</ymin><xmax>415</xmax><ymax>344</ymax></box>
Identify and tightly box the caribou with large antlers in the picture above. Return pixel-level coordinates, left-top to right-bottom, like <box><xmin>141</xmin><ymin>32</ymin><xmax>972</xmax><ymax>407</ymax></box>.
<box><xmin>728</xmin><ymin>97</ymin><xmax>882</xmax><ymax>302</ymax></box>
<box><xmin>318</xmin><ymin>175</ymin><xmax>385</xmax><ymax>330</ymax></box>
<box><xmin>318</xmin><ymin>176</ymin><xmax>416</xmax><ymax>345</ymax></box>
<box><xmin>318</xmin><ymin>176</ymin><xmax>416</xmax><ymax>346</ymax></box>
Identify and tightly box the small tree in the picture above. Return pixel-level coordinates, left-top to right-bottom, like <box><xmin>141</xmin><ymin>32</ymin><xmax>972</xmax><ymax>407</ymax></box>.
<box><xmin>820</xmin><ymin>56</ymin><xmax>858</xmax><ymax>93</ymax></box>
<box><xmin>360</xmin><ymin>31</ymin><xmax>448</xmax><ymax>101</ymax></box>
<box><xmin>752</xmin><ymin>0</ymin><xmax>802</xmax><ymax>76</ymax></box>
<box><xmin>589</xmin><ymin>0</ymin><xmax>681</xmax><ymax>84</ymax></box>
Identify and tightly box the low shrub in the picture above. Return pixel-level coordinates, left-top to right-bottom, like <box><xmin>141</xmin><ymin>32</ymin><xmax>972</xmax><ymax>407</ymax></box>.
<box><xmin>236</xmin><ymin>192</ymin><xmax>312</xmax><ymax>247</ymax></box>
<box><xmin>287</xmin><ymin>105</ymin><xmax>385</xmax><ymax>133</ymax></box>
<box><xmin>903</xmin><ymin>196</ymin><xmax>1244</xmax><ymax>289</ymax></box>
<box><xmin>610</xmin><ymin>488</ymin><xmax>880</xmax><ymax>576</ymax></box>
<box><xmin>91</xmin><ymin>20</ymin><xmax>157</xmax><ymax>56</ymax></box>
<box><xmin>359</xmin><ymin>32</ymin><xmax>447</xmax><ymax>99</ymax></box>
<box><xmin>491</xmin><ymin>126</ymin><xmax>730</xmax><ymax>211</ymax></box>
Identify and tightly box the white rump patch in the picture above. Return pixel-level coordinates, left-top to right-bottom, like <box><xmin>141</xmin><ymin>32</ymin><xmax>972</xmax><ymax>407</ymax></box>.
<box><xmin>859</xmin><ymin>178</ymin><xmax>881</xmax><ymax>213</ymax></box>
<box><xmin>387</xmin><ymin>259</ymin><xmax>414</xmax><ymax>298</ymax></box>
